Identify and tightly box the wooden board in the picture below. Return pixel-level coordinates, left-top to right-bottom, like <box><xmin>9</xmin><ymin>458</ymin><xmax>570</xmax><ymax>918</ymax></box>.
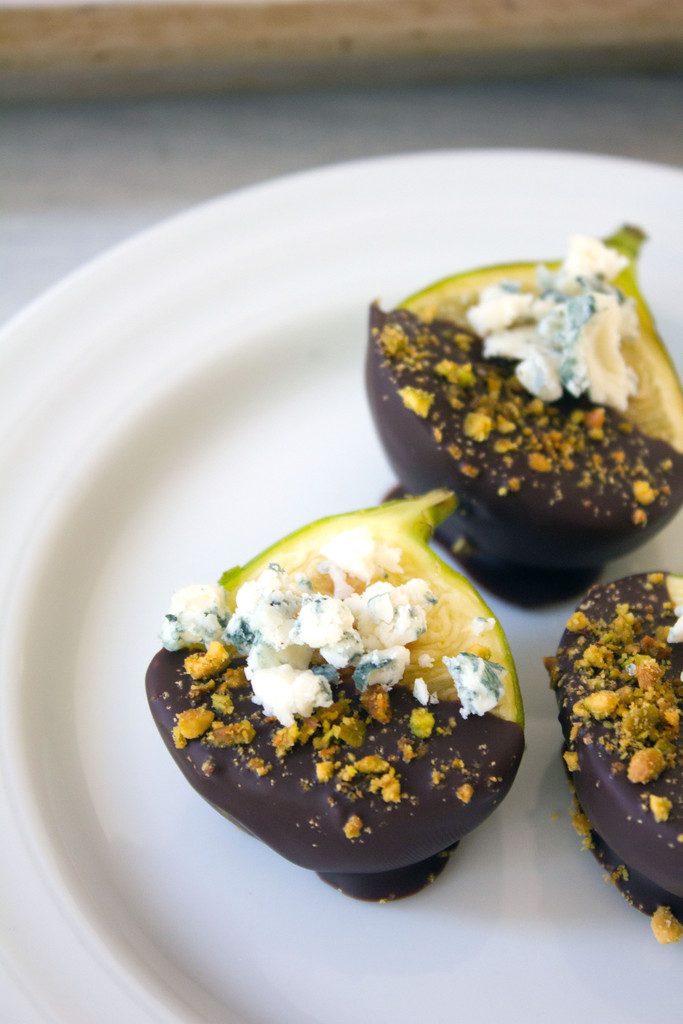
<box><xmin>2</xmin><ymin>0</ymin><xmax>683</xmax><ymax>100</ymax></box>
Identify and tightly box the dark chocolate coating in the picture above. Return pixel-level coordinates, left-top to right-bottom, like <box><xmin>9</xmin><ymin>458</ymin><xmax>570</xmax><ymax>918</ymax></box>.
<box><xmin>367</xmin><ymin>305</ymin><xmax>683</xmax><ymax>571</ymax></box>
<box><xmin>577</xmin><ymin>796</ymin><xmax>683</xmax><ymax>918</ymax></box>
<box><xmin>146</xmin><ymin>650</ymin><xmax>523</xmax><ymax>896</ymax></box>
<box><xmin>554</xmin><ymin>574</ymin><xmax>683</xmax><ymax>900</ymax></box>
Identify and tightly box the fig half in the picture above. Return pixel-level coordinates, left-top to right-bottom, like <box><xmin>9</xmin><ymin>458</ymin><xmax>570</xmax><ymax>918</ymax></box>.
<box><xmin>146</xmin><ymin>490</ymin><xmax>524</xmax><ymax>900</ymax></box>
<box><xmin>367</xmin><ymin>228</ymin><xmax>683</xmax><ymax>601</ymax></box>
<box><xmin>550</xmin><ymin>571</ymin><xmax>683</xmax><ymax>942</ymax></box>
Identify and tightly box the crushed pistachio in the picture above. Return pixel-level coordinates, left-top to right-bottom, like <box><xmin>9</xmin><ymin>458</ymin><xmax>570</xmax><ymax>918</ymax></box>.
<box><xmin>651</xmin><ymin>906</ymin><xmax>683</xmax><ymax>944</ymax></box>
<box><xmin>456</xmin><ymin>783</ymin><xmax>474</xmax><ymax>804</ymax></box>
<box><xmin>184</xmin><ymin>640</ymin><xmax>230</xmax><ymax>680</ymax></box>
<box><xmin>410</xmin><ymin>707</ymin><xmax>435</xmax><ymax>739</ymax></box>
<box><xmin>175</xmin><ymin>706</ymin><xmax>215</xmax><ymax>740</ymax></box>
<box><xmin>343</xmin><ymin>815</ymin><xmax>363</xmax><ymax>840</ymax></box>
<box><xmin>398</xmin><ymin>386</ymin><xmax>434</xmax><ymax>418</ymax></box>
<box><xmin>649</xmin><ymin>794</ymin><xmax>672</xmax><ymax>823</ymax></box>
<box><xmin>207</xmin><ymin>718</ymin><xmax>255</xmax><ymax>748</ymax></box>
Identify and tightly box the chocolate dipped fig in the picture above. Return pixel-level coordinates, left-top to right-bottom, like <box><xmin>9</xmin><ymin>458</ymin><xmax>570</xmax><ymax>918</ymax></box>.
<box><xmin>550</xmin><ymin>571</ymin><xmax>683</xmax><ymax>943</ymax></box>
<box><xmin>146</xmin><ymin>490</ymin><xmax>524</xmax><ymax>900</ymax></box>
<box><xmin>367</xmin><ymin>228</ymin><xmax>683</xmax><ymax>602</ymax></box>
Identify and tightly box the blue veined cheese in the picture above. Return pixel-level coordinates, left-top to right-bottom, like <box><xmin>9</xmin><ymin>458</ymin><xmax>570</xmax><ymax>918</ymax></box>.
<box><xmin>515</xmin><ymin>347</ymin><xmax>563</xmax><ymax>402</ymax></box>
<box><xmin>319</xmin><ymin>526</ymin><xmax>403</xmax><ymax>585</ymax></box>
<box><xmin>249</xmin><ymin>664</ymin><xmax>334</xmax><ymax>727</ymax></box>
<box><xmin>352</xmin><ymin>645</ymin><xmax>411</xmax><ymax>692</ymax></box>
<box><xmin>468</xmin><ymin>235</ymin><xmax>640</xmax><ymax>411</ymax></box>
<box><xmin>559</xmin><ymin>234</ymin><xmax>629</xmax><ymax>285</ymax></box>
<box><xmin>471</xmin><ymin>615</ymin><xmax>496</xmax><ymax>636</ymax></box>
<box><xmin>289</xmin><ymin>593</ymin><xmax>356</xmax><ymax>648</ymax></box>
<box><xmin>160</xmin><ymin>583</ymin><xmax>229</xmax><ymax>650</ymax></box>
<box><xmin>443</xmin><ymin>652</ymin><xmax>506</xmax><ymax>719</ymax></box>
<box><xmin>344</xmin><ymin>578</ymin><xmax>436</xmax><ymax>650</ymax></box>
<box><xmin>413</xmin><ymin>676</ymin><xmax>439</xmax><ymax>706</ymax></box>
<box><xmin>556</xmin><ymin>292</ymin><xmax>638</xmax><ymax>411</ymax></box>
<box><xmin>320</xmin><ymin>630</ymin><xmax>364</xmax><ymax>670</ymax></box>
<box><xmin>317</xmin><ymin>560</ymin><xmax>354</xmax><ymax>600</ymax></box>
<box><xmin>226</xmin><ymin>564</ymin><xmax>305</xmax><ymax>652</ymax></box>
<box><xmin>245</xmin><ymin>641</ymin><xmax>313</xmax><ymax>678</ymax></box>
<box><xmin>467</xmin><ymin>284</ymin><xmax>536</xmax><ymax>335</ymax></box>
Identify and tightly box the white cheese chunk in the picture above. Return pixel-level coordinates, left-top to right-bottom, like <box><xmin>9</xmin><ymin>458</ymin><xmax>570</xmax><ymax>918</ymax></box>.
<box><xmin>443</xmin><ymin>652</ymin><xmax>506</xmax><ymax>719</ymax></box>
<box><xmin>471</xmin><ymin>616</ymin><xmax>496</xmax><ymax>636</ymax></box>
<box><xmin>413</xmin><ymin>676</ymin><xmax>439</xmax><ymax>706</ymax></box>
<box><xmin>467</xmin><ymin>234</ymin><xmax>639</xmax><ymax>411</ymax></box>
<box><xmin>418</xmin><ymin>653</ymin><xmax>434</xmax><ymax>668</ymax></box>
<box><xmin>160</xmin><ymin>583</ymin><xmax>228</xmax><ymax>651</ymax></box>
<box><xmin>668</xmin><ymin>608</ymin><xmax>683</xmax><ymax>644</ymax></box>
<box><xmin>320</xmin><ymin>630</ymin><xmax>364</xmax><ymax>669</ymax></box>
<box><xmin>226</xmin><ymin>564</ymin><xmax>304</xmax><ymax>652</ymax></box>
<box><xmin>345</xmin><ymin>578</ymin><xmax>435</xmax><ymax>650</ymax></box>
<box><xmin>250</xmin><ymin>664</ymin><xmax>334</xmax><ymax>727</ymax></box>
<box><xmin>352</xmin><ymin>645</ymin><xmax>411</xmax><ymax>692</ymax></box>
<box><xmin>467</xmin><ymin>284</ymin><xmax>535</xmax><ymax>335</ymax></box>
<box><xmin>320</xmin><ymin>526</ymin><xmax>402</xmax><ymax>584</ymax></box>
<box><xmin>560</xmin><ymin>234</ymin><xmax>629</xmax><ymax>284</ymax></box>
<box><xmin>289</xmin><ymin>593</ymin><xmax>355</xmax><ymax>649</ymax></box>
<box><xmin>245</xmin><ymin>642</ymin><xmax>312</xmax><ymax>677</ymax></box>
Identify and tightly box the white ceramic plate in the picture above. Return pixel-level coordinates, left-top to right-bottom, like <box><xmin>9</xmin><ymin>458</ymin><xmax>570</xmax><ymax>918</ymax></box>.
<box><xmin>1</xmin><ymin>151</ymin><xmax>682</xmax><ymax>1024</ymax></box>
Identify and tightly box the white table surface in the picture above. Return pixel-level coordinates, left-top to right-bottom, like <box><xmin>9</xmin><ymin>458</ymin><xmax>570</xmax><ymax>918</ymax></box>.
<box><xmin>1</xmin><ymin>76</ymin><xmax>682</xmax><ymax>1022</ymax></box>
<box><xmin>2</xmin><ymin>73</ymin><xmax>683</xmax><ymax>328</ymax></box>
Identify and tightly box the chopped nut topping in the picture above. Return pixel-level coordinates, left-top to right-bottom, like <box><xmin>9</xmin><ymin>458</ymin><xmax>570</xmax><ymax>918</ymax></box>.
<box><xmin>207</xmin><ymin>718</ymin><xmax>255</xmax><ymax>748</ymax></box>
<box><xmin>633</xmin><ymin>480</ymin><xmax>657</xmax><ymax>506</ymax></box>
<box><xmin>172</xmin><ymin>725</ymin><xmax>187</xmax><ymax>749</ymax></box>
<box><xmin>221</xmin><ymin>666</ymin><xmax>249</xmax><ymax>689</ymax></box>
<box><xmin>410</xmin><ymin>707</ymin><xmax>435</xmax><ymax>739</ymax></box>
<box><xmin>315</xmin><ymin>761</ymin><xmax>335</xmax><ymax>783</ymax></box>
<box><xmin>175</xmin><ymin>706</ymin><xmax>215</xmax><ymax>740</ymax></box>
<box><xmin>649</xmin><ymin>794</ymin><xmax>672</xmax><ymax>822</ymax></box>
<box><xmin>247</xmin><ymin>757</ymin><xmax>272</xmax><ymax>777</ymax></box>
<box><xmin>211</xmin><ymin>692</ymin><xmax>234</xmax><ymax>716</ymax></box>
<box><xmin>184</xmin><ymin>641</ymin><xmax>230</xmax><ymax>680</ymax></box>
<box><xmin>355</xmin><ymin>755</ymin><xmax>390</xmax><ymax>774</ymax></box>
<box><xmin>651</xmin><ymin>906</ymin><xmax>683</xmax><ymax>944</ymax></box>
<box><xmin>343</xmin><ymin>815</ymin><xmax>363</xmax><ymax>840</ymax></box>
<box><xmin>360</xmin><ymin>683</ymin><xmax>392</xmax><ymax>724</ymax></box>
<box><xmin>528</xmin><ymin>452</ymin><xmax>553</xmax><ymax>473</ymax></box>
<box><xmin>563</xmin><ymin>751</ymin><xmax>579</xmax><ymax>772</ymax></box>
<box><xmin>627</xmin><ymin>747</ymin><xmax>665</xmax><ymax>784</ymax></box>
<box><xmin>398</xmin><ymin>386</ymin><xmax>434</xmax><ymax>418</ymax></box>
<box><xmin>368</xmin><ymin>767</ymin><xmax>402</xmax><ymax>803</ymax></box>
<box><xmin>463</xmin><ymin>411</ymin><xmax>493</xmax><ymax>442</ymax></box>
<box><xmin>566</xmin><ymin>611</ymin><xmax>592</xmax><ymax>633</ymax></box>
<box><xmin>456</xmin><ymin>783</ymin><xmax>474</xmax><ymax>804</ymax></box>
<box><xmin>578</xmin><ymin>691</ymin><xmax>620</xmax><ymax>719</ymax></box>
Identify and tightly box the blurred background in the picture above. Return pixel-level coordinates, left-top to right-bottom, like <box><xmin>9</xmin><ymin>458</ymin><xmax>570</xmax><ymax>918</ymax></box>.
<box><xmin>2</xmin><ymin>0</ymin><xmax>682</xmax><ymax>323</ymax></box>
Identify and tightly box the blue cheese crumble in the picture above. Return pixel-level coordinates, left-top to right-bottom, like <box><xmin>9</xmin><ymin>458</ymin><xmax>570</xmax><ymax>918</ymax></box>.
<box><xmin>413</xmin><ymin>676</ymin><xmax>439</xmax><ymax>706</ymax></box>
<box><xmin>249</xmin><ymin>664</ymin><xmax>334</xmax><ymax>727</ymax></box>
<box><xmin>161</xmin><ymin>537</ymin><xmax>442</xmax><ymax>725</ymax></box>
<box><xmin>466</xmin><ymin>235</ymin><xmax>639</xmax><ymax>411</ymax></box>
<box><xmin>443</xmin><ymin>652</ymin><xmax>506</xmax><ymax>719</ymax></box>
<box><xmin>319</xmin><ymin>527</ymin><xmax>403</xmax><ymax>584</ymax></box>
<box><xmin>668</xmin><ymin>605</ymin><xmax>683</xmax><ymax>644</ymax></box>
<box><xmin>160</xmin><ymin>584</ymin><xmax>229</xmax><ymax>650</ymax></box>
<box><xmin>352</xmin><ymin>646</ymin><xmax>411</xmax><ymax>692</ymax></box>
<box><xmin>345</xmin><ymin>579</ymin><xmax>436</xmax><ymax>650</ymax></box>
